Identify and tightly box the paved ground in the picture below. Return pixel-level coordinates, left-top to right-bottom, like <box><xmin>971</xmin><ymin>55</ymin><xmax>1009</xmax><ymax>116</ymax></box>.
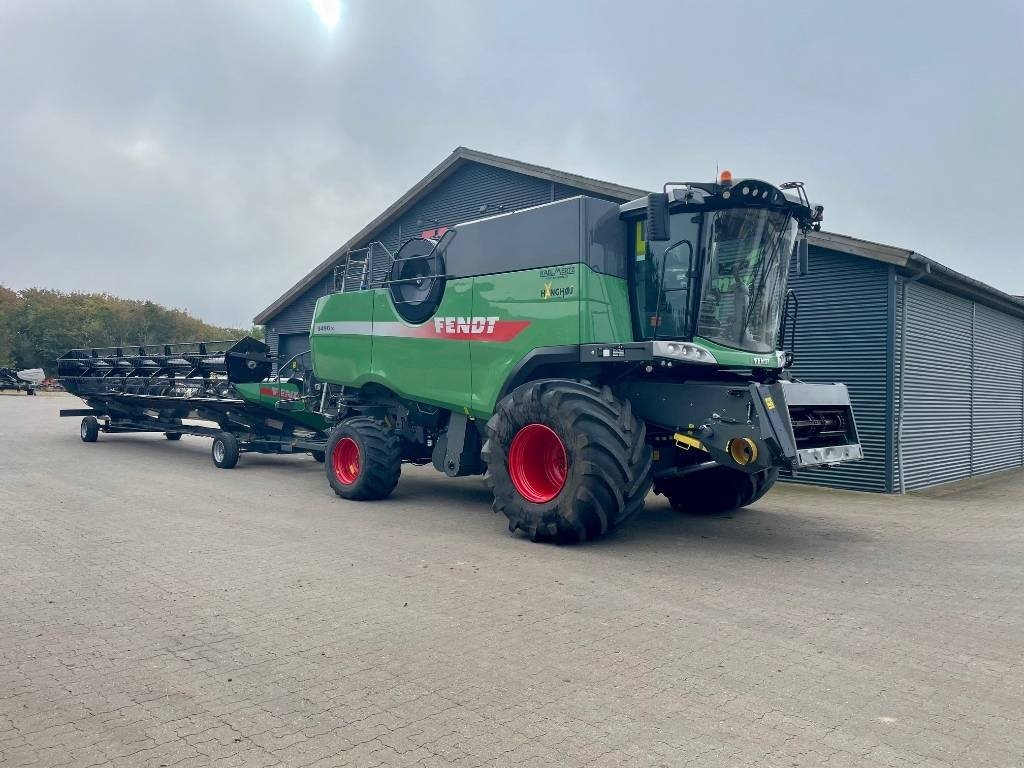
<box><xmin>1</xmin><ymin>393</ymin><xmax>1022</xmax><ymax>768</ymax></box>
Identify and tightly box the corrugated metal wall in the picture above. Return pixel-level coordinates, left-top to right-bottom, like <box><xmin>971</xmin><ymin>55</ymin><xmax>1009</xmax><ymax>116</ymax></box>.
<box><xmin>972</xmin><ymin>304</ymin><xmax>1024</xmax><ymax>474</ymax></box>
<box><xmin>783</xmin><ymin>247</ymin><xmax>893</xmax><ymax>491</ymax></box>
<box><xmin>263</xmin><ymin>163</ymin><xmax>603</xmax><ymax>364</ymax></box>
<box><xmin>897</xmin><ymin>279</ymin><xmax>1024</xmax><ymax>490</ymax></box>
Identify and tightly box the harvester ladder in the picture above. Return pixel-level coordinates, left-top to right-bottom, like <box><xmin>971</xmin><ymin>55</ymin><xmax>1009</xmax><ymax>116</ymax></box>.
<box><xmin>337</xmin><ymin>241</ymin><xmax>394</xmax><ymax>293</ymax></box>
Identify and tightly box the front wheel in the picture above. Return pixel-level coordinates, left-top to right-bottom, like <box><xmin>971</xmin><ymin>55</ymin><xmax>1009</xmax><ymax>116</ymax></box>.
<box><xmin>212</xmin><ymin>433</ymin><xmax>240</xmax><ymax>469</ymax></box>
<box><xmin>325</xmin><ymin>417</ymin><xmax>402</xmax><ymax>500</ymax></box>
<box><xmin>483</xmin><ymin>380</ymin><xmax>653</xmax><ymax>543</ymax></box>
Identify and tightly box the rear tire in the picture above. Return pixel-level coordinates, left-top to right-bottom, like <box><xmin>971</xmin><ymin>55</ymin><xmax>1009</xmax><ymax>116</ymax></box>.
<box><xmin>80</xmin><ymin>416</ymin><xmax>99</xmax><ymax>443</ymax></box>
<box><xmin>212</xmin><ymin>433</ymin><xmax>239</xmax><ymax>469</ymax></box>
<box><xmin>483</xmin><ymin>380</ymin><xmax>653</xmax><ymax>543</ymax></box>
<box><xmin>326</xmin><ymin>417</ymin><xmax>402</xmax><ymax>500</ymax></box>
<box><xmin>655</xmin><ymin>466</ymin><xmax>778</xmax><ymax>515</ymax></box>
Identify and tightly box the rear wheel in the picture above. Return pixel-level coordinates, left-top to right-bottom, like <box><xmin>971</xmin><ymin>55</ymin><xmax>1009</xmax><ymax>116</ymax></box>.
<box><xmin>483</xmin><ymin>380</ymin><xmax>653</xmax><ymax>543</ymax></box>
<box><xmin>80</xmin><ymin>416</ymin><xmax>99</xmax><ymax>443</ymax></box>
<box><xmin>326</xmin><ymin>417</ymin><xmax>402</xmax><ymax>500</ymax></box>
<box><xmin>655</xmin><ymin>466</ymin><xmax>778</xmax><ymax>515</ymax></box>
<box><xmin>212</xmin><ymin>433</ymin><xmax>240</xmax><ymax>469</ymax></box>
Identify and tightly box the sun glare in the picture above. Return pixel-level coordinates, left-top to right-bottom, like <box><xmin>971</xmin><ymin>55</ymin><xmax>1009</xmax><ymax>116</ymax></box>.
<box><xmin>308</xmin><ymin>0</ymin><xmax>342</xmax><ymax>31</ymax></box>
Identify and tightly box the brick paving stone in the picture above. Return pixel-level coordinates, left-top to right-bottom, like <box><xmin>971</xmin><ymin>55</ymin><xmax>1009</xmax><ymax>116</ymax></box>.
<box><xmin>2</xmin><ymin>393</ymin><xmax>1023</xmax><ymax>767</ymax></box>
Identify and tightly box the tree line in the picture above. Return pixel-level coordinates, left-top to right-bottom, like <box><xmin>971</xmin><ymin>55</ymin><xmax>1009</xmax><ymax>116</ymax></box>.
<box><xmin>0</xmin><ymin>285</ymin><xmax>259</xmax><ymax>374</ymax></box>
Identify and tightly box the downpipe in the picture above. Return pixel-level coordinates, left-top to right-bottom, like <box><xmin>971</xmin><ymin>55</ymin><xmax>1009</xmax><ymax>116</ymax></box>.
<box><xmin>896</xmin><ymin>259</ymin><xmax>931</xmax><ymax>494</ymax></box>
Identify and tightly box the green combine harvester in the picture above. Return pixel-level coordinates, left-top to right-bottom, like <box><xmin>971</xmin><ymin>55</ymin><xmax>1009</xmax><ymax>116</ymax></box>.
<box><xmin>308</xmin><ymin>173</ymin><xmax>862</xmax><ymax>541</ymax></box>
<box><xmin>58</xmin><ymin>172</ymin><xmax>862</xmax><ymax>543</ymax></box>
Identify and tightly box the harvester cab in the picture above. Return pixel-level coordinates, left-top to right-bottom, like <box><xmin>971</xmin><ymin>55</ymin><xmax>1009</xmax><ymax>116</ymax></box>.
<box><xmin>620</xmin><ymin>173</ymin><xmax>821</xmax><ymax>362</ymax></box>
<box><xmin>306</xmin><ymin>170</ymin><xmax>862</xmax><ymax>542</ymax></box>
<box><xmin>615</xmin><ymin>175</ymin><xmax>861</xmax><ymax>487</ymax></box>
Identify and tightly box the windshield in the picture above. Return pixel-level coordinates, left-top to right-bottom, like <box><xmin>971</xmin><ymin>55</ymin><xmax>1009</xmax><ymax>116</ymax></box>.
<box><xmin>696</xmin><ymin>208</ymin><xmax>798</xmax><ymax>353</ymax></box>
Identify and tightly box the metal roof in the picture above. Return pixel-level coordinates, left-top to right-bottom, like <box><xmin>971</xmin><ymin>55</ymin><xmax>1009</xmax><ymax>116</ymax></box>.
<box><xmin>254</xmin><ymin>148</ymin><xmax>1024</xmax><ymax>325</ymax></box>
<box><xmin>253</xmin><ymin>147</ymin><xmax>647</xmax><ymax>324</ymax></box>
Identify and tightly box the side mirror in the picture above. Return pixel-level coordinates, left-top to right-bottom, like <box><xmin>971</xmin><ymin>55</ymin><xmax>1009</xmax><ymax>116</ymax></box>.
<box><xmin>797</xmin><ymin>237</ymin><xmax>810</xmax><ymax>276</ymax></box>
<box><xmin>646</xmin><ymin>193</ymin><xmax>670</xmax><ymax>242</ymax></box>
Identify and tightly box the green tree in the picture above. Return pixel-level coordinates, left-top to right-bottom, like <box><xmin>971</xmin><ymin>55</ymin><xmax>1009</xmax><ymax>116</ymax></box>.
<box><xmin>0</xmin><ymin>284</ymin><xmax>249</xmax><ymax>374</ymax></box>
<box><xmin>0</xmin><ymin>285</ymin><xmax>20</xmax><ymax>366</ymax></box>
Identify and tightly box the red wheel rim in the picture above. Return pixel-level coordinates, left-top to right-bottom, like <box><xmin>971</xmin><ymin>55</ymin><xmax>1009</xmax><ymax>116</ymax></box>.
<box><xmin>508</xmin><ymin>423</ymin><xmax>567</xmax><ymax>503</ymax></box>
<box><xmin>332</xmin><ymin>437</ymin><xmax>360</xmax><ymax>485</ymax></box>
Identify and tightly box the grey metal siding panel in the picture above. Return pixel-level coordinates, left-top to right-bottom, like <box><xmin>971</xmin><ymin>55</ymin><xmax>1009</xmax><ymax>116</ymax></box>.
<box><xmin>783</xmin><ymin>247</ymin><xmax>891</xmax><ymax>492</ymax></box>
<box><xmin>970</xmin><ymin>304</ymin><xmax>1024</xmax><ymax>475</ymax></box>
<box><xmin>553</xmin><ymin>182</ymin><xmax>623</xmax><ymax>204</ymax></box>
<box><xmin>373</xmin><ymin>164</ymin><xmax>557</xmax><ymax>257</ymax></box>
<box><xmin>891</xmin><ymin>275</ymin><xmax>904</xmax><ymax>491</ymax></box>
<box><xmin>899</xmin><ymin>281</ymin><xmax>973</xmax><ymax>489</ymax></box>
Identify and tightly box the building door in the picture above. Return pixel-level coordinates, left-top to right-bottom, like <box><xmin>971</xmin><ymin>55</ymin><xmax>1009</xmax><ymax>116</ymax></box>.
<box><xmin>278</xmin><ymin>332</ymin><xmax>311</xmax><ymax>376</ymax></box>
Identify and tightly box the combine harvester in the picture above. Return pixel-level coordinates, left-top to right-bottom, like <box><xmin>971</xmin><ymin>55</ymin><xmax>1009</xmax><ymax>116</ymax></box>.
<box><xmin>59</xmin><ymin>171</ymin><xmax>863</xmax><ymax>543</ymax></box>
<box><xmin>57</xmin><ymin>338</ymin><xmax>329</xmax><ymax>468</ymax></box>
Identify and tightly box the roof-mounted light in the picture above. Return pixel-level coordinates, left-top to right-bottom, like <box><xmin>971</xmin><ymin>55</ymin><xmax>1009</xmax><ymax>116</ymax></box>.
<box><xmin>719</xmin><ymin>169</ymin><xmax>733</xmax><ymax>186</ymax></box>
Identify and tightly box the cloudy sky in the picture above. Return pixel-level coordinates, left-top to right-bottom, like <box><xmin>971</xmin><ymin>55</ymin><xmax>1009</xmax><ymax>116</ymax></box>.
<box><xmin>2</xmin><ymin>1</ymin><xmax>1021</xmax><ymax>327</ymax></box>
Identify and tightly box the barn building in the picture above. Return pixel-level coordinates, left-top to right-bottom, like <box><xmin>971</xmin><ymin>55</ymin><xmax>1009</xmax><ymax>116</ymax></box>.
<box><xmin>254</xmin><ymin>147</ymin><xmax>1024</xmax><ymax>492</ymax></box>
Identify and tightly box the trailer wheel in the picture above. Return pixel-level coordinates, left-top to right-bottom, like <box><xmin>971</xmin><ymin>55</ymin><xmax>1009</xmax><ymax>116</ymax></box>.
<box><xmin>164</xmin><ymin>432</ymin><xmax>182</xmax><ymax>441</ymax></box>
<box><xmin>80</xmin><ymin>416</ymin><xmax>99</xmax><ymax>443</ymax></box>
<box><xmin>212</xmin><ymin>433</ymin><xmax>240</xmax><ymax>469</ymax></box>
<box><xmin>655</xmin><ymin>466</ymin><xmax>778</xmax><ymax>515</ymax></box>
<box><xmin>483</xmin><ymin>380</ymin><xmax>653</xmax><ymax>543</ymax></box>
<box><xmin>311</xmin><ymin>450</ymin><xmax>326</xmax><ymax>463</ymax></box>
<box><xmin>326</xmin><ymin>417</ymin><xmax>401</xmax><ymax>500</ymax></box>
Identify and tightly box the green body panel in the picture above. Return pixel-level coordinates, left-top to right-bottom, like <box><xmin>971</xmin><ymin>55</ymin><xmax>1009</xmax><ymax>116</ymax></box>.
<box><xmin>311</xmin><ymin>264</ymin><xmax>617</xmax><ymax>419</ymax></box>
<box><xmin>307</xmin><ymin>261</ymin><xmax>783</xmax><ymax>420</ymax></box>
<box><xmin>311</xmin><ymin>291</ymin><xmax>375</xmax><ymax>385</ymax></box>
<box><xmin>233</xmin><ymin>381</ymin><xmax>329</xmax><ymax>431</ymax></box>
<box><xmin>695</xmin><ymin>338</ymin><xmax>785</xmax><ymax>370</ymax></box>
<box><xmin>579</xmin><ymin>268</ymin><xmax>633</xmax><ymax>344</ymax></box>
<box><xmin>372</xmin><ymin>280</ymin><xmax>474</xmax><ymax>411</ymax></box>
<box><xmin>469</xmin><ymin>265</ymin><xmax>580</xmax><ymax>416</ymax></box>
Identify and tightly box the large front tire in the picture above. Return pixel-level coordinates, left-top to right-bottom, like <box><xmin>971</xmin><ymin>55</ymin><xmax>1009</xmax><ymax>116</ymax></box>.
<box><xmin>326</xmin><ymin>417</ymin><xmax>402</xmax><ymax>500</ymax></box>
<box><xmin>483</xmin><ymin>380</ymin><xmax>653</xmax><ymax>543</ymax></box>
<box><xmin>655</xmin><ymin>466</ymin><xmax>778</xmax><ymax>515</ymax></box>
